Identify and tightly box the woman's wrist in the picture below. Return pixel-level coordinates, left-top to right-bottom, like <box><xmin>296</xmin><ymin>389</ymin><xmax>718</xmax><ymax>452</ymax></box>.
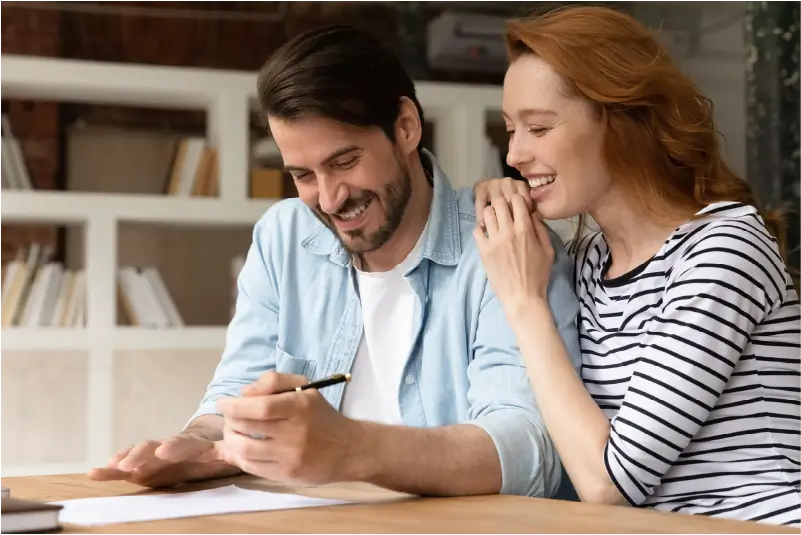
<box><xmin>506</xmin><ymin>294</ymin><xmax>554</xmax><ymax>332</ymax></box>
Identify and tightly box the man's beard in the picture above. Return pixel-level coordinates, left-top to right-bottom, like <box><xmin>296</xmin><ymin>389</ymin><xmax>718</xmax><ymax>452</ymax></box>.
<box><xmin>315</xmin><ymin>160</ymin><xmax>412</xmax><ymax>255</ymax></box>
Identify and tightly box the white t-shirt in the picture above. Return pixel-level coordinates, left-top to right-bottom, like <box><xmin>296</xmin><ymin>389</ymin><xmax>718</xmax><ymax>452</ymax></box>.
<box><xmin>339</xmin><ymin>235</ymin><xmax>424</xmax><ymax>425</ymax></box>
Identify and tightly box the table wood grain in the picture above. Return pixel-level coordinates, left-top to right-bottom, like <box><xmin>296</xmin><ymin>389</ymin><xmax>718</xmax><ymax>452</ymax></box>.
<box><xmin>1</xmin><ymin>474</ymin><xmax>794</xmax><ymax>533</ymax></box>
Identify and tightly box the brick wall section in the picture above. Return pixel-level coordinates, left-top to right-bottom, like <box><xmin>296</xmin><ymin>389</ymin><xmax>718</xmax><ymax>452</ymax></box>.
<box><xmin>59</xmin><ymin>2</ymin><xmax>398</xmax><ymax>69</ymax></box>
<box><xmin>59</xmin><ymin>2</ymin><xmax>400</xmax><ymax>128</ymax></box>
<box><xmin>2</xmin><ymin>5</ymin><xmax>61</xmax><ymax>266</ymax></box>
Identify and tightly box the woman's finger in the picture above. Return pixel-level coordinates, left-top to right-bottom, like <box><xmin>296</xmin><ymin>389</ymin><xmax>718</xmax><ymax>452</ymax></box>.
<box><xmin>490</xmin><ymin>196</ymin><xmax>513</xmax><ymax>233</ymax></box>
<box><xmin>510</xmin><ymin>194</ymin><xmax>533</xmax><ymax>233</ymax></box>
<box><xmin>483</xmin><ymin>205</ymin><xmax>499</xmax><ymax>238</ymax></box>
<box><xmin>531</xmin><ymin>211</ymin><xmax>555</xmax><ymax>260</ymax></box>
<box><xmin>518</xmin><ymin>183</ymin><xmax>534</xmax><ymax>212</ymax></box>
<box><xmin>475</xmin><ymin>187</ymin><xmax>490</xmax><ymax>227</ymax></box>
<box><xmin>473</xmin><ymin>225</ymin><xmax>489</xmax><ymax>251</ymax></box>
<box><xmin>474</xmin><ymin>179</ymin><xmax>504</xmax><ymax>228</ymax></box>
<box><xmin>505</xmin><ymin>180</ymin><xmax>532</xmax><ymax>209</ymax></box>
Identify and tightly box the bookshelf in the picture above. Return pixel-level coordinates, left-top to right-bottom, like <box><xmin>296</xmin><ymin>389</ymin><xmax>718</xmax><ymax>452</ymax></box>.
<box><xmin>1</xmin><ymin>54</ymin><xmax>576</xmax><ymax>476</ymax></box>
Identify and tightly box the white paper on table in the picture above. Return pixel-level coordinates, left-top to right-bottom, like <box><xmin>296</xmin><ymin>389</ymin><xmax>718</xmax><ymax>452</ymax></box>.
<box><xmin>50</xmin><ymin>484</ymin><xmax>352</xmax><ymax>526</ymax></box>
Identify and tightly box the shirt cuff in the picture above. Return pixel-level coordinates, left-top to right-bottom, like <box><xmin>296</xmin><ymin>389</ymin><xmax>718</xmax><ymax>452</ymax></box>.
<box><xmin>183</xmin><ymin>401</ymin><xmax>223</xmax><ymax>431</ymax></box>
<box><xmin>469</xmin><ymin>410</ymin><xmax>560</xmax><ymax>498</ymax></box>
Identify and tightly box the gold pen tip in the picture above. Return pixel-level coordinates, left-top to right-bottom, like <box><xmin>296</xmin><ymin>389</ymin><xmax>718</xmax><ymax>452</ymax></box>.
<box><xmin>344</xmin><ymin>373</ymin><xmax>352</xmax><ymax>382</ymax></box>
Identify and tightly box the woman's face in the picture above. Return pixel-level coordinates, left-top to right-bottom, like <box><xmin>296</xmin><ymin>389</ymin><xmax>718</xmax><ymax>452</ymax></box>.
<box><xmin>502</xmin><ymin>54</ymin><xmax>613</xmax><ymax>220</ymax></box>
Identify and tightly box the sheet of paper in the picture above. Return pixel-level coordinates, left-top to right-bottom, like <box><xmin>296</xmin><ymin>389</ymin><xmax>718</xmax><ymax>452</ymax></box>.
<box><xmin>50</xmin><ymin>484</ymin><xmax>351</xmax><ymax>526</ymax></box>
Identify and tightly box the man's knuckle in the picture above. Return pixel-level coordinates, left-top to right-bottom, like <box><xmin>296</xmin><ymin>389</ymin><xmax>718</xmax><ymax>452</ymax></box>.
<box><xmin>278</xmin><ymin>465</ymin><xmax>295</xmax><ymax>482</ymax></box>
<box><xmin>257</xmin><ymin>400</ymin><xmax>272</xmax><ymax>420</ymax></box>
<box><xmin>283</xmin><ymin>448</ymin><xmax>302</xmax><ymax>472</ymax></box>
<box><xmin>262</xmin><ymin>372</ymin><xmax>279</xmax><ymax>389</ymax></box>
<box><xmin>299</xmin><ymin>391</ymin><xmax>318</xmax><ymax>410</ymax></box>
<box><xmin>235</xmin><ymin>437</ymin><xmax>256</xmax><ymax>459</ymax></box>
<box><xmin>242</xmin><ymin>443</ymin><xmax>258</xmax><ymax>459</ymax></box>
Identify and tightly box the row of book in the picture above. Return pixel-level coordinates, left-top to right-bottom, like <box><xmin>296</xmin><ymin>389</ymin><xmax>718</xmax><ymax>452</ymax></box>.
<box><xmin>1</xmin><ymin>244</ymin><xmax>86</xmax><ymax>327</ymax></box>
<box><xmin>0</xmin><ymin>243</ymin><xmax>187</xmax><ymax>328</ymax></box>
<box><xmin>166</xmin><ymin>136</ymin><xmax>289</xmax><ymax>199</ymax></box>
<box><xmin>164</xmin><ymin>137</ymin><xmax>219</xmax><ymax>197</ymax></box>
<box><xmin>117</xmin><ymin>266</ymin><xmax>184</xmax><ymax>328</ymax></box>
<box><xmin>1</xmin><ymin>114</ymin><xmax>34</xmax><ymax>191</ymax></box>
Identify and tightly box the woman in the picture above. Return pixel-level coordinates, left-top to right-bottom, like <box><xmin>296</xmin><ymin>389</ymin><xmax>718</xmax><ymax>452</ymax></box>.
<box><xmin>473</xmin><ymin>5</ymin><xmax>800</xmax><ymax>526</ymax></box>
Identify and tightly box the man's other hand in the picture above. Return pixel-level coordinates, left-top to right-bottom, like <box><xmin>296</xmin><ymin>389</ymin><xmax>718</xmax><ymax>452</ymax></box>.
<box><xmin>87</xmin><ymin>433</ymin><xmax>237</xmax><ymax>488</ymax></box>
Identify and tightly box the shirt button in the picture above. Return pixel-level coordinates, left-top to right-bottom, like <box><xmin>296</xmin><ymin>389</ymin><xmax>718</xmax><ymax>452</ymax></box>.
<box><xmin>405</xmin><ymin>374</ymin><xmax>416</xmax><ymax>385</ymax></box>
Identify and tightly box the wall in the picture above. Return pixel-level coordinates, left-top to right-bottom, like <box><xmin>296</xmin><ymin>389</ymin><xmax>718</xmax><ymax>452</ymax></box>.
<box><xmin>633</xmin><ymin>1</ymin><xmax>747</xmax><ymax>177</ymax></box>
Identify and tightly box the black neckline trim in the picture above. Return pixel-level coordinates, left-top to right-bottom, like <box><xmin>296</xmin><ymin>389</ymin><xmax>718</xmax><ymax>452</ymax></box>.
<box><xmin>600</xmin><ymin>253</ymin><xmax>655</xmax><ymax>288</ymax></box>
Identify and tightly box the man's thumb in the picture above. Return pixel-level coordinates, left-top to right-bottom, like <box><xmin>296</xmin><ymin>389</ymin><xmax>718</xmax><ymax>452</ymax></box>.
<box><xmin>155</xmin><ymin>435</ymin><xmax>211</xmax><ymax>462</ymax></box>
<box><xmin>196</xmin><ymin>441</ymin><xmax>227</xmax><ymax>464</ymax></box>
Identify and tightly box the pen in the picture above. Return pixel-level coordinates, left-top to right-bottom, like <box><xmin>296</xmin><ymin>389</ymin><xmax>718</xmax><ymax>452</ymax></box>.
<box><xmin>243</xmin><ymin>373</ymin><xmax>352</xmax><ymax>440</ymax></box>
<box><xmin>277</xmin><ymin>372</ymin><xmax>352</xmax><ymax>394</ymax></box>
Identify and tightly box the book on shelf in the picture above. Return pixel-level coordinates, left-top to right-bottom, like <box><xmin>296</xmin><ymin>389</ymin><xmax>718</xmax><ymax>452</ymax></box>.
<box><xmin>250</xmin><ymin>167</ymin><xmax>284</xmax><ymax>199</ymax></box>
<box><xmin>1</xmin><ymin>114</ymin><xmax>34</xmax><ymax>191</ymax></box>
<box><xmin>1</xmin><ymin>243</ymin><xmax>86</xmax><ymax>328</ymax></box>
<box><xmin>164</xmin><ymin>137</ymin><xmax>218</xmax><ymax>197</ymax></box>
<box><xmin>117</xmin><ymin>266</ymin><xmax>184</xmax><ymax>328</ymax></box>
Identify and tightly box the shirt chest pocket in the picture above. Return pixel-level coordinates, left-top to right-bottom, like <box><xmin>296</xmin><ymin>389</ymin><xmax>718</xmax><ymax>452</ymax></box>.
<box><xmin>275</xmin><ymin>345</ymin><xmax>318</xmax><ymax>381</ymax></box>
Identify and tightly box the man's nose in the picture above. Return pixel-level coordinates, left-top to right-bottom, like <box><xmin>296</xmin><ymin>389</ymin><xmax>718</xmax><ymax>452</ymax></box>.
<box><xmin>317</xmin><ymin>175</ymin><xmax>347</xmax><ymax>214</ymax></box>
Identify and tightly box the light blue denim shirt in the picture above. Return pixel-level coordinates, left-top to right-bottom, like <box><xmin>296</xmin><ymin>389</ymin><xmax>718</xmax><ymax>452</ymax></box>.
<box><xmin>190</xmin><ymin>150</ymin><xmax>582</xmax><ymax>498</ymax></box>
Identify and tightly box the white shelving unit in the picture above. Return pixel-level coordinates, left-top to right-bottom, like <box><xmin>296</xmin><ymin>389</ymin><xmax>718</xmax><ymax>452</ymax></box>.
<box><xmin>0</xmin><ymin>54</ymin><xmax>524</xmax><ymax>477</ymax></box>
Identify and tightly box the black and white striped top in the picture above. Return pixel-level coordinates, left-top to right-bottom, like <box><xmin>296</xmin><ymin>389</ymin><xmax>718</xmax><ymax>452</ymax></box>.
<box><xmin>571</xmin><ymin>202</ymin><xmax>800</xmax><ymax>525</ymax></box>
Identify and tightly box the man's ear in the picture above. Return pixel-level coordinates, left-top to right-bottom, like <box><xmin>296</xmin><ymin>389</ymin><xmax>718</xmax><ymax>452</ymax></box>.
<box><xmin>395</xmin><ymin>97</ymin><xmax>423</xmax><ymax>156</ymax></box>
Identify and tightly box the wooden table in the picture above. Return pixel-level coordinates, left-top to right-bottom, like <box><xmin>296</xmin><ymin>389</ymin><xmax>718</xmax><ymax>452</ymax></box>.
<box><xmin>2</xmin><ymin>474</ymin><xmax>795</xmax><ymax>533</ymax></box>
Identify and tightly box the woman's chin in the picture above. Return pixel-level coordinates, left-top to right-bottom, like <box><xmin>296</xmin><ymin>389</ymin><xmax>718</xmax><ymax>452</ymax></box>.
<box><xmin>537</xmin><ymin>200</ymin><xmax>574</xmax><ymax>222</ymax></box>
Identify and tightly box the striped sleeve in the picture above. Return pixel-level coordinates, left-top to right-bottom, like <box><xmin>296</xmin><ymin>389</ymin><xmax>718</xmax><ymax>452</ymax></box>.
<box><xmin>604</xmin><ymin>225</ymin><xmax>786</xmax><ymax>505</ymax></box>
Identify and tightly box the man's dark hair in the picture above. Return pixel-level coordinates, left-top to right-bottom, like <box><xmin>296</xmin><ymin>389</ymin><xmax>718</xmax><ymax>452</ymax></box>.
<box><xmin>257</xmin><ymin>25</ymin><xmax>425</xmax><ymax>152</ymax></box>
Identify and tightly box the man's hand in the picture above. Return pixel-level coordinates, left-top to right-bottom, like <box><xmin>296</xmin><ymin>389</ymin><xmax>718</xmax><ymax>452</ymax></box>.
<box><xmin>216</xmin><ymin>372</ymin><xmax>365</xmax><ymax>486</ymax></box>
<box><xmin>87</xmin><ymin>420</ymin><xmax>240</xmax><ymax>488</ymax></box>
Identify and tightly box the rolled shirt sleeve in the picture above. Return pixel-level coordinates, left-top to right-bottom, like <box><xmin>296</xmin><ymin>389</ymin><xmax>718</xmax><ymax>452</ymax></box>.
<box><xmin>468</xmin><ymin>232</ymin><xmax>581</xmax><ymax>497</ymax></box>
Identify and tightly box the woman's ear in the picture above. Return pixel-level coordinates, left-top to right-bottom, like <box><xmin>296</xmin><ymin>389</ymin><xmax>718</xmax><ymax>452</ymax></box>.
<box><xmin>395</xmin><ymin>97</ymin><xmax>423</xmax><ymax>155</ymax></box>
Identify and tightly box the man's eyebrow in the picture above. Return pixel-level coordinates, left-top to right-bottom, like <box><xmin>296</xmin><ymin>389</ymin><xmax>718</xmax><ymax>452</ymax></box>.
<box><xmin>283</xmin><ymin>146</ymin><xmax>361</xmax><ymax>173</ymax></box>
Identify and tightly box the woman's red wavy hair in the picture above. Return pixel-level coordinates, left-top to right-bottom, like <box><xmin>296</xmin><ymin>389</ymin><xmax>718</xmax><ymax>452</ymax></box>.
<box><xmin>506</xmin><ymin>5</ymin><xmax>793</xmax><ymax>274</ymax></box>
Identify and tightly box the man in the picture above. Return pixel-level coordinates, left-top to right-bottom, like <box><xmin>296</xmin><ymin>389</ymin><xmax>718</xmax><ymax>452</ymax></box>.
<box><xmin>88</xmin><ymin>25</ymin><xmax>581</xmax><ymax>498</ymax></box>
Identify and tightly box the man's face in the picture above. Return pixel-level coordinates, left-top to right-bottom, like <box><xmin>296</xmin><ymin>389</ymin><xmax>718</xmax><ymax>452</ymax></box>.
<box><xmin>269</xmin><ymin>115</ymin><xmax>412</xmax><ymax>255</ymax></box>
